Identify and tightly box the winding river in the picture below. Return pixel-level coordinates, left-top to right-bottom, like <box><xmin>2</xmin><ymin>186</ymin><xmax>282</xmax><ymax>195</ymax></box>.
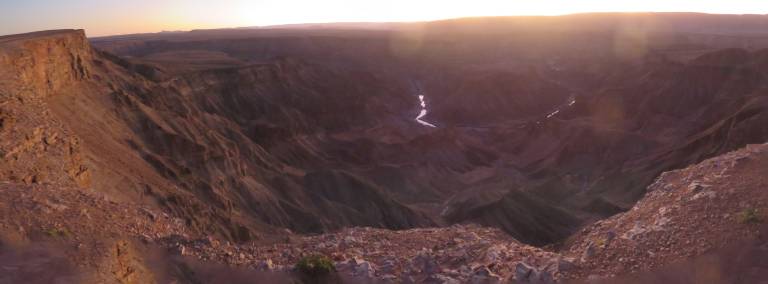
<box><xmin>416</xmin><ymin>94</ymin><xmax>437</xmax><ymax>127</ymax></box>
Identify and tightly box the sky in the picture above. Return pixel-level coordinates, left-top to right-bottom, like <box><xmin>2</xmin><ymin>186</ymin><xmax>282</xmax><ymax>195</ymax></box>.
<box><xmin>1</xmin><ymin>0</ymin><xmax>767</xmax><ymax>37</ymax></box>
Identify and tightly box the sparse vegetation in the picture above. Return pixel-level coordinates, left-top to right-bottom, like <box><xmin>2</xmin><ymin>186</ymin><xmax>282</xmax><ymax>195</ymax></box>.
<box><xmin>739</xmin><ymin>208</ymin><xmax>761</xmax><ymax>224</ymax></box>
<box><xmin>45</xmin><ymin>227</ymin><xmax>70</xmax><ymax>238</ymax></box>
<box><xmin>296</xmin><ymin>254</ymin><xmax>335</xmax><ymax>277</ymax></box>
<box><xmin>595</xmin><ymin>238</ymin><xmax>607</xmax><ymax>248</ymax></box>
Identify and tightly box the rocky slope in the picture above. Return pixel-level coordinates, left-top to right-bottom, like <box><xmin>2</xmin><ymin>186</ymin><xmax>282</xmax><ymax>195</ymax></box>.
<box><xmin>562</xmin><ymin>142</ymin><xmax>768</xmax><ymax>280</ymax></box>
<box><xmin>162</xmin><ymin>224</ymin><xmax>567</xmax><ymax>283</ymax></box>
<box><xmin>2</xmin><ymin>143</ymin><xmax>766</xmax><ymax>283</ymax></box>
<box><xmin>0</xmin><ymin>182</ymin><xmax>187</xmax><ymax>283</ymax></box>
<box><xmin>154</xmin><ymin>142</ymin><xmax>768</xmax><ymax>283</ymax></box>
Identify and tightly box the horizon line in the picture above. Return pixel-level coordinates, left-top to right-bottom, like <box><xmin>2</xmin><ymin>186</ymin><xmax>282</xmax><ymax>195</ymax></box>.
<box><xmin>4</xmin><ymin>11</ymin><xmax>767</xmax><ymax>38</ymax></box>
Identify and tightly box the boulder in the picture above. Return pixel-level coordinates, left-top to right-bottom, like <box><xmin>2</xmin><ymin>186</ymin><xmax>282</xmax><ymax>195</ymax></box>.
<box><xmin>338</xmin><ymin>257</ymin><xmax>376</xmax><ymax>278</ymax></box>
<box><xmin>513</xmin><ymin>262</ymin><xmax>555</xmax><ymax>284</ymax></box>
<box><xmin>411</xmin><ymin>250</ymin><xmax>441</xmax><ymax>275</ymax></box>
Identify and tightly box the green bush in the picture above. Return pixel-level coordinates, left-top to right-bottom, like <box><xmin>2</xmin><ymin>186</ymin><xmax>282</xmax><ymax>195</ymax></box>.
<box><xmin>45</xmin><ymin>227</ymin><xmax>70</xmax><ymax>238</ymax></box>
<box><xmin>595</xmin><ymin>238</ymin><xmax>607</xmax><ymax>248</ymax></box>
<box><xmin>739</xmin><ymin>208</ymin><xmax>761</xmax><ymax>224</ymax></box>
<box><xmin>296</xmin><ymin>254</ymin><xmax>335</xmax><ymax>277</ymax></box>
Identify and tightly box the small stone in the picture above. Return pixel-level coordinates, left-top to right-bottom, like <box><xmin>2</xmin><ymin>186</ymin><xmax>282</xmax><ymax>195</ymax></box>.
<box><xmin>338</xmin><ymin>258</ymin><xmax>376</xmax><ymax>278</ymax></box>
<box><xmin>554</xmin><ymin>257</ymin><xmax>576</xmax><ymax>272</ymax></box>
<box><xmin>44</xmin><ymin>133</ymin><xmax>58</xmax><ymax>145</ymax></box>
<box><xmin>485</xmin><ymin>245</ymin><xmax>505</xmax><ymax>262</ymax></box>
<box><xmin>691</xmin><ymin>190</ymin><xmax>717</xmax><ymax>200</ymax></box>
<box><xmin>140</xmin><ymin>208</ymin><xmax>157</xmax><ymax>220</ymax></box>
<box><xmin>515</xmin><ymin>262</ymin><xmax>534</xmax><ymax>281</ymax></box>
<box><xmin>256</xmin><ymin>259</ymin><xmax>274</xmax><ymax>270</ymax></box>
<box><xmin>178</xmin><ymin>245</ymin><xmax>187</xmax><ymax>256</ymax></box>
<box><xmin>379</xmin><ymin>259</ymin><xmax>396</xmax><ymax>274</ymax></box>
<box><xmin>426</xmin><ymin>274</ymin><xmax>460</xmax><ymax>284</ymax></box>
<box><xmin>582</xmin><ymin>243</ymin><xmax>596</xmax><ymax>261</ymax></box>
<box><xmin>687</xmin><ymin>181</ymin><xmax>710</xmax><ymax>193</ymax></box>
<box><xmin>586</xmin><ymin>274</ymin><xmax>603</xmax><ymax>283</ymax></box>
<box><xmin>472</xmin><ymin>265</ymin><xmax>493</xmax><ymax>277</ymax></box>
<box><xmin>380</xmin><ymin>274</ymin><xmax>398</xmax><ymax>283</ymax></box>
<box><xmin>470</xmin><ymin>265</ymin><xmax>502</xmax><ymax>284</ymax></box>
<box><xmin>411</xmin><ymin>250</ymin><xmax>440</xmax><ymax>275</ymax></box>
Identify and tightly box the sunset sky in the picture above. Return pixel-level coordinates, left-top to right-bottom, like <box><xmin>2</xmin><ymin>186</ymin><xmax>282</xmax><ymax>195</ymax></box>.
<box><xmin>1</xmin><ymin>0</ymin><xmax>767</xmax><ymax>37</ymax></box>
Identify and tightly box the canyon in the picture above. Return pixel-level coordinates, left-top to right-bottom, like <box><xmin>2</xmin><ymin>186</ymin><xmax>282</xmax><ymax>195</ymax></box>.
<box><xmin>1</xmin><ymin>13</ymin><xmax>768</xmax><ymax>283</ymax></box>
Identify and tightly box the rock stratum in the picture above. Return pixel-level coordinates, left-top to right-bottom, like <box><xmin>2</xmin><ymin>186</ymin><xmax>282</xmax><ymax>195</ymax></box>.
<box><xmin>0</xmin><ymin>13</ymin><xmax>768</xmax><ymax>283</ymax></box>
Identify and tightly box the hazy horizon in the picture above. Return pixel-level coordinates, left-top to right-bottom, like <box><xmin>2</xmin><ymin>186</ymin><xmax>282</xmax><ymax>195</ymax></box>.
<box><xmin>2</xmin><ymin>0</ymin><xmax>768</xmax><ymax>37</ymax></box>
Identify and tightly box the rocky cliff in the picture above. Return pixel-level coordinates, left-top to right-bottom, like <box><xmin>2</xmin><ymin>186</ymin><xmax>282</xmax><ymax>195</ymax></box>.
<box><xmin>0</xmin><ymin>30</ymin><xmax>92</xmax><ymax>97</ymax></box>
<box><xmin>0</xmin><ymin>30</ymin><xmax>92</xmax><ymax>188</ymax></box>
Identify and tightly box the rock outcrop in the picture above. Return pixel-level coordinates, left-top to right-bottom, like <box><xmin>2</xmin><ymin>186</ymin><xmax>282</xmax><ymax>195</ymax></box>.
<box><xmin>0</xmin><ymin>30</ymin><xmax>93</xmax><ymax>98</ymax></box>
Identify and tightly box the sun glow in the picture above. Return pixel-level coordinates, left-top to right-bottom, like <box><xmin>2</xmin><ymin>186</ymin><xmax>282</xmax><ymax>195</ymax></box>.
<box><xmin>1</xmin><ymin>0</ymin><xmax>767</xmax><ymax>36</ymax></box>
<box><xmin>234</xmin><ymin>0</ymin><xmax>767</xmax><ymax>26</ymax></box>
